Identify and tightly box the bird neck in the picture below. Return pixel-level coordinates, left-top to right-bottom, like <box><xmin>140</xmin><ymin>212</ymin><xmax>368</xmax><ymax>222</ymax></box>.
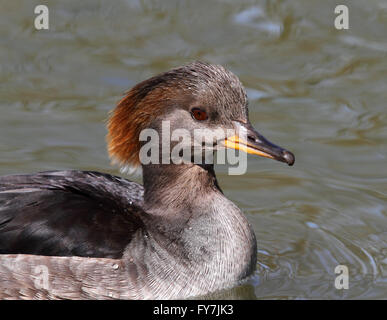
<box><xmin>142</xmin><ymin>163</ymin><xmax>222</xmax><ymax>214</ymax></box>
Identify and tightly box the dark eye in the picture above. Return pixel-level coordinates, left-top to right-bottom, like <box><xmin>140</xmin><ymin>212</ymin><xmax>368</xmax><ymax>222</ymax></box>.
<box><xmin>191</xmin><ymin>108</ymin><xmax>208</xmax><ymax>121</ymax></box>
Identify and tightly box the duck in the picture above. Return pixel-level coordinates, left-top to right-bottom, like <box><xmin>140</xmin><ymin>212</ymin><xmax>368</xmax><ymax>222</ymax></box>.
<box><xmin>0</xmin><ymin>61</ymin><xmax>294</xmax><ymax>299</ymax></box>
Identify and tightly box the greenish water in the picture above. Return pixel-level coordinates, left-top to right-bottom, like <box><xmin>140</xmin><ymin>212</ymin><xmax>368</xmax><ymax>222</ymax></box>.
<box><xmin>1</xmin><ymin>0</ymin><xmax>386</xmax><ymax>299</ymax></box>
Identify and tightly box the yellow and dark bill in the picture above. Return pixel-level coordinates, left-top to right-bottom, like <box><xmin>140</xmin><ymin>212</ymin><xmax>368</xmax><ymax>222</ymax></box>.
<box><xmin>223</xmin><ymin>121</ymin><xmax>295</xmax><ymax>166</ymax></box>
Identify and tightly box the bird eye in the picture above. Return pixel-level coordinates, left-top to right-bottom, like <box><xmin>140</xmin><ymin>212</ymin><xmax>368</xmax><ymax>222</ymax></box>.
<box><xmin>191</xmin><ymin>108</ymin><xmax>208</xmax><ymax>121</ymax></box>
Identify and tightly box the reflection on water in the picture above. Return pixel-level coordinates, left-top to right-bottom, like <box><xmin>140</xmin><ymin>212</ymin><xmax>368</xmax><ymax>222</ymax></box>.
<box><xmin>0</xmin><ymin>0</ymin><xmax>386</xmax><ymax>299</ymax></box>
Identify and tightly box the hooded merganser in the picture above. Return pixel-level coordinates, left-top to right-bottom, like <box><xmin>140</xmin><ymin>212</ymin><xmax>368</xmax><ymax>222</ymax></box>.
<box><xmin>0</xmin><ymin>61</ymin><xmax>294</xmax><ymax>299</ymax></box>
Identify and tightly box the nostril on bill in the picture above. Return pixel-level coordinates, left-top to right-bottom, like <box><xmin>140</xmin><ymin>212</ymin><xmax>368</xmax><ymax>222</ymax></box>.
<box><xmin>247</xmin><ymin>135</ymin><xmax>256</xmax><ymax>142</ymax></box>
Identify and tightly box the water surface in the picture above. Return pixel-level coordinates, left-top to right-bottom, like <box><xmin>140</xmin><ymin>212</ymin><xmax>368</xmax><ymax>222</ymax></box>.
<box><xmin>0</xmin><ymin>0</ymin><xmax>386</xmax><ymax>299</ymax></box>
